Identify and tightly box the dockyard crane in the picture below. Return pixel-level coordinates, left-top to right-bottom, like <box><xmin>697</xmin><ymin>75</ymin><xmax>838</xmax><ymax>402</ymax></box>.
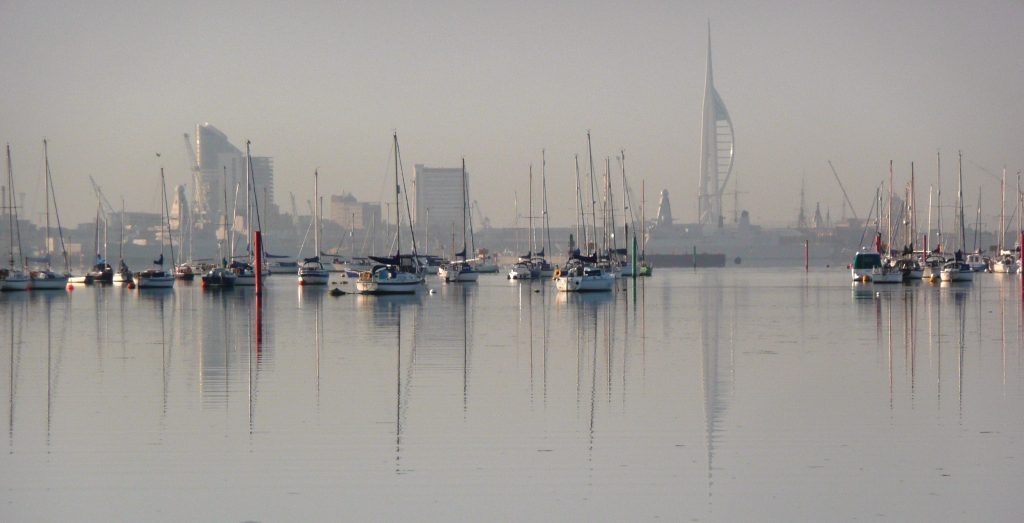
<box><xmin>828</xmin><ymin>161</ymin><xmax>859</xmax><ymax>222</ymax></box>
<box><xmin>88</xmin><ymin>175</ymin><xmax>116</xmax><ymax>217</ymax></box>
<box><xmin>472</xmin><ymin>200</ymin><xmax>490</xmax><ymax>229</ymax></box>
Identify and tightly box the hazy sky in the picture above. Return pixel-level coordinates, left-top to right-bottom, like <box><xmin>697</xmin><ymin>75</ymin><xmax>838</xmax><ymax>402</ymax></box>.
<box><xmin>2</xmin><ymin>0</ymin><xmax>1022</xmax><ymax>230</ymax></box>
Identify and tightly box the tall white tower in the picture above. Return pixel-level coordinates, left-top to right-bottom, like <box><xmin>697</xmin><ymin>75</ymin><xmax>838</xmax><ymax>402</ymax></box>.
<box><xmin>697</xmin><ymin>23</ymin><xmax>734</xmax><ymax>228</ymax></box>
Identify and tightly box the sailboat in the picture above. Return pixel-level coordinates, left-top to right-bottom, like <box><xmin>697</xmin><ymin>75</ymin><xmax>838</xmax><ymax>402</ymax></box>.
<box><xmin>531</xmin><ymin>149</ymin><xmax>556</xmax><ymax>278</ymax></box>
<box><xmin>298</xmin><ymin>169</ymin><xmax>330</xmax><ymax>285</ymax></box>
<box><xmin>618</xmin><ymin>153</ymin><xmax>652</xmax><ymax>277</ymax></box>
<box><xmin>356</xmin><ymin>133</ymin><xmax>422</xmax><ymax>295</ymax></box>
<box><xmin>940</xmin><ymin>151</ymin><xmax>974</xmax><ymax>282</ymax></box>
<box><xmin>1</xmin><ymin>144</ymin><xmax>29</xmax><ymax>291</ymax></box>
<box><xmin>81</xmin><ymin>201</ymin><xmax>113</xmax><ymax>284</ymax></box>
<box><xmin>991</xmin><ymin>167</ymin><xmax>1016</xmax><ymax>273</ymax></box>
<box><xmin>508</xmin><ymin>164</ymin><xmax>539</xmax><ymax>280</ymax></box>
<box><xmin>202</xmin><ymin>167</ymin><xmax>236</xmax><ymax>288</ymax></box>
<box><xmin>439</xmin><ymin>159</ymin><xmax>479</xmax><ymax>283</ymax></box>
<box><xmin>133</xmin><ymin>167</ymin><xmax>176</xmax><ymax>289</ymax></box>
<box><xmin>112</xmin><ymin>198</ymin><xmax>133</xmax><ymax>286</ymax></box>
<box><xmin>29</xmin><ymin>140</ymin><xmax>71</xmax><ymax>290</ymax></box>
<box><xmin>230</xmin><ymin>141</ymin><xmax>259</xmax><ymax>286</ymax></box>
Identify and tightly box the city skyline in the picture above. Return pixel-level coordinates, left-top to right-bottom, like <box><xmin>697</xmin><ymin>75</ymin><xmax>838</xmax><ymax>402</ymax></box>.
<box><xmin>2</xmin><ymin>1</ymin><xmax>1022</xmax><ymax>232</ymax></box>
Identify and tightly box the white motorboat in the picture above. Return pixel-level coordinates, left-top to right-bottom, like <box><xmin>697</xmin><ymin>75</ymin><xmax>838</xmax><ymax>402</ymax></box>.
<box><xmin>554</xmin><ymin>264</ymin><xmax>615</xmax><ymax>292</ymax></box>
<box><xmin>851</xmin><ymin>252</ymin><xmax>882</xmax><ymax>282</ymax></box>
<box><xmin>298</xmin><ymin>258</ymin><xmax>330</xmax><ymax>285</ymax></box>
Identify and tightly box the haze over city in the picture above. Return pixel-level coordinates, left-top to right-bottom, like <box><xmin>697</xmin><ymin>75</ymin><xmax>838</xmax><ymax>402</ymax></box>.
<box><xmin>2</xmin><ymin>0</ymin><xmax>1022</xmax><ymax>231</ymax></box>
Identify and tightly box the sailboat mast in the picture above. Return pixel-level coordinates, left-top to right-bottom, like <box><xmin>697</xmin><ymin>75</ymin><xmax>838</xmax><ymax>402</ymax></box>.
<box><xmin>574</xmin><ymin>154</ymin><xmax>584</xmax><ymax>250</ymax></box>
<box><xmin>43</xmin><ymin>140</ymin><xmax>52</xmax><ymax>267</ymax></box>
<box><xmin>586</xmin><ymin>131</ymin><xmax>598</xmax><ymax>255</ymax></box>
<box><xmin>245</xmin><ymin>141</ymin><xmax>252</xmax><ymax>262</ymax></box>
<box><xmin>606</xmin><ymin>157</ymin><xmax>616</xmax><ymax>255</ymax></box>
<box><xmin>620</xmin><ymin>150</ymin><xmax>628</xmax><ymax>253</ymax></box>
<box><xmin>393</xmin><ymin>132</ymin><xmax>401</xmax><ymax>258</ymax></box>
<box><xmin>461</xmin><ymin>158</ymin><xmax>467</xmax><ymax>260</ymax></box>
<box><xmin>925</xmin><ymin>186</ymin><xmax>932</xmax><ymax>254</ymax></box>
<box><xmin>5</xmin><ymin>145</ymin><xmax>14</xmax><ymax>269</ymax></box>
<box><xmin>887</xmin><ymin>160</ymin><xmax>893</xmax><ymax>258</ymax></box>
<box><xmin>999</xmin><ymin>167</ymin><xmax>1006</xmax><ymax>252</ymax></box>
<box><xmin>314</xmin><ymin>169</ymin><xmax>320</xmax><ymax>258</ymax></box>
<box><xmin>909</xmin><ymin>162</ymin><xmax>916</xmax><ymax>251</ymax></box>
<box><xmin>161</xmin><ymin>168</ymin><xmax>176</xmax><ymax>267</ymax></box>
<box><xmin>528</xmin><ymin>164</ymin><xmax>534</xmax><ymax>256</ymax></box>
<box><xmin>119</xmin><ymin>197</ymin><xmax>125</xmax><ymax>264</ymax></box>
<box><xmin>541</xmin><ymin>149</ymin><xmax>551</xmax><ymax>257</ymax></box>
<box><xmin>936</xmin><ymin>151</ymin><xmax>943</xmax><ymax>251</ymax></box>
<box><xmin>641</xmin><ymin>179</ymin><xmax>646</xmax><ymax>255</ymax></box>
<box><xmin>958</xmin><ymin>151</ymin><xmax>966</xmax><ymax>253</ymax></box>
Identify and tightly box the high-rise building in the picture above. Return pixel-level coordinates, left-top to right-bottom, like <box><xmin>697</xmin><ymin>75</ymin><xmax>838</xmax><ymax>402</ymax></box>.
<box><xmin>697</xmin><ymin>24</ymin><xmax>735</xmax><ymax>228</ymax></box>
<box><xmin>194</xmin><ymin>123</ymin><xmax>274</xmax><ymax>228</ymax></box>
<box><xmin>413</xmin><ymin>164</ymin><xmax>467</xmax><ymax>246</ymax></box>
<box><xmin>329</xmin><ymin>192</ymin><xmax>381</xmax><ymax>231</ymax></box>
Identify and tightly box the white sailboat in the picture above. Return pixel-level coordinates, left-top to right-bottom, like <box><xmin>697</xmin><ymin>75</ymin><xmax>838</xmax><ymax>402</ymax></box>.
<box><xmin>1</xmin><ymin>144</ymin><xmax>29</xmax><ymax>291</ymax></box>
<box><xmin>554</xmin><ymin>264</ymin><xmax>614</xmax><ymax>292</ymax></box>
<box><xmin>112</xmin><ymin>198</ymin><xmax>133</xmax><ymax>285</ymax></box>
<box><xmin>298</xmin><ymin>169</ymin><xmax>329</xmax><ymax>285</ymax></box>
<box><xmin>531</xmin><ymin>149</ymin><xmax>555</xmax><ymax>278</ymax></box>
<box><xmin>29</xmin><ymin>140</ymin><xmax>70</xmax><ymax>290</ymax></box>
<box><xmin>356</xmin><ymin>133</ymin><xmax>421</xmax><ymax>295</ymax></box>
<box><xmin>439</xmin><ymin>159</ymin><xmax>479</xmax><ymax>283</ymax></box>
<box><xmin>508</xmin><ymin>164</ymin><xmax>539</xmax><ymax>280</ymax></box>
<box><xmin>133</xmin><ymin>168</ymin><xmax>175</xmax><ymax>289</ymax></box>
<box><xmin>231</xmin><ymin>142</ymin><xmax>258</xmax><ymax>286</ymax></box>
<box><xmin>940</xmin><ymin>152</ymin><xmax>974</xmax><ymax>283</ymax></box>
<box><xmin>202</xmin><ymin>167</ymin><xmax>236</xmax><ymax>288</ymax></box>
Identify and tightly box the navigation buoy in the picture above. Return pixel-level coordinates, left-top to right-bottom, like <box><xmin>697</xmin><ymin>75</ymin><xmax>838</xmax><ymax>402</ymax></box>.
<box><xmin>66</xmin><ymin>283</ymin><xmax>74</xmax><ymax>291</ymax></box>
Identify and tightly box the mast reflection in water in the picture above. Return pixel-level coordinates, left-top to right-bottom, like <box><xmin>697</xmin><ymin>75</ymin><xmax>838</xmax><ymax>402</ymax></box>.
<box><xmin>1</xmin><ymin>270</ymin><xmax>1022</xmax><ymax>521</ymax></box>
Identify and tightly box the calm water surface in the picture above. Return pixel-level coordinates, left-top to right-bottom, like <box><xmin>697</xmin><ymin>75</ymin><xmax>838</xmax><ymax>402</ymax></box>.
<box><xmin>2</xmin><ymin>269</ymin><xmax>1023</xmax><ymax>521</ymax></box>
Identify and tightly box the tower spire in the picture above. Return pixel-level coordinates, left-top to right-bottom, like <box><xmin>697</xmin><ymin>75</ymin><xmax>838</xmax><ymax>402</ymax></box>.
<box><xmin>697</xmin><ymin>21</ymin><xmax>734</xmax><ymax>228</ymax></box>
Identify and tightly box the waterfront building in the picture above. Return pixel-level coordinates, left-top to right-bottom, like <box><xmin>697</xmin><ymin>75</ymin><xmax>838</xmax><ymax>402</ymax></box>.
<box><xmin>413</xmin><ymin>164</ymin><xmax>467</xmax><ymax>248</ymax></box>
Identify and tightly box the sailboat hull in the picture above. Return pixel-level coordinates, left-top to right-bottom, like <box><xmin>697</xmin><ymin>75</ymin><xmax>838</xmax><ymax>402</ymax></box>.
<box><xmin>29</xmin><ymin>272</ymin><xmax>69</xmax><ymax>290</ymax></box>
<box><xmin>1</xmin><ymin>272</ymin><xmax>31</xmax><ymax>291</ymax></box>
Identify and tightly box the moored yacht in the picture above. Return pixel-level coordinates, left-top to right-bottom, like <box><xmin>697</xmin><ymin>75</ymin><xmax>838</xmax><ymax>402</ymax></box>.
<box><xmin>554</xmin><ymin>263</ymin><xmax>615</xmax><ymax>292</ymax></box>
<box><xmin>356</xmin><ymin>264</ymin><xmax>420</xmax><ymax>294</ymax></box>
